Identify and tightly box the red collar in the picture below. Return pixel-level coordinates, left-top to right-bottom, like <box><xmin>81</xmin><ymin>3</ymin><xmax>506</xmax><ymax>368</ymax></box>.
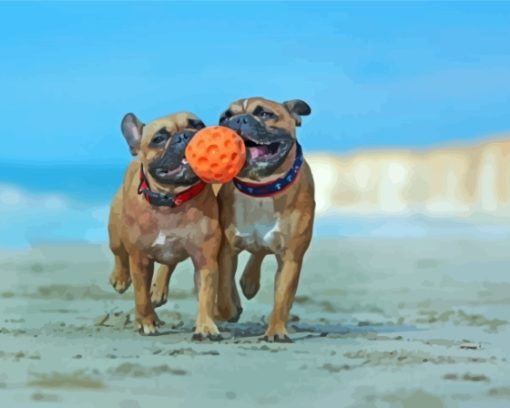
<box><xmin>137</xmin><ymin>165</ymin><xmax>206</xmax><ymax>208</ymax></box>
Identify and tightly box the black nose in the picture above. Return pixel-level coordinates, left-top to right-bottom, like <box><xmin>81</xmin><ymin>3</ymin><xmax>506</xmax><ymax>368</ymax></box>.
<box><xmin>236</xmin><ymin>116</ymin><xmax>249</xmax><ymax>125</ymax></box>
<box><xmin>172</xmin><ymin>131</ymin><xmax>192</xmax><ymax>145</ymax></box>
<box><xmin>227</xmin><ymin>114</ymin><xmax>259</xmax><ymax>133</ymax></box>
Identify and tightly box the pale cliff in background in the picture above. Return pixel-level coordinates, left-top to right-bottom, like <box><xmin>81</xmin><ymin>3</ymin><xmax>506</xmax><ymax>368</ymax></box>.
<box><xmin>308</xmin><ymin>136</ymin><xmax>510</xmax><ymax>218</ymax></box>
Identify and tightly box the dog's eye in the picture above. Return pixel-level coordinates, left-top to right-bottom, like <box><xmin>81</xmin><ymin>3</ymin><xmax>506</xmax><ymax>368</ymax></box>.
<box><xmin>150</xmin><ymin>128</ymin><xmax>171</xmax><ymax>146</ymax></box>
<box><xmin>151</xmin><ymin>133</ymin><xmax>168</xmax><ymax>145</ymax></box>
<box><xmin>253</xmin><ymin>106</ymin><xmax>276</xmax><ymax>120</ymax></box>
<box><xmin>219</xmin><ymin>110</ymin><xmax>233</xmax><ymax>124</ymax></box>
<box><xmin>259</xmin><ymin>111</ymin><xmax>275</xmax><ymax>120</ymax></box>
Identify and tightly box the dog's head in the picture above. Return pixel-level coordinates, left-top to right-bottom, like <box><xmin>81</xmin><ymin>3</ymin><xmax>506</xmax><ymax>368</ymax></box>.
<box><xmin>121</xmin><ymin>112</ymin><xmax>205</xmax><ymax>186</ymax></box>
<box><xmin>219</xmin><ymin>97</ymin><xmax>311</xmax><ymax>179</ymax></box>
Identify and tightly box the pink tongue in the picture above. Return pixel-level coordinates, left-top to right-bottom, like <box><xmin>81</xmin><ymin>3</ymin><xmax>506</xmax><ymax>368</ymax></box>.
<box><xmin>250</xmin><ymin>146</ymin><xmax>269</xmax><ymax>159</ymax></box>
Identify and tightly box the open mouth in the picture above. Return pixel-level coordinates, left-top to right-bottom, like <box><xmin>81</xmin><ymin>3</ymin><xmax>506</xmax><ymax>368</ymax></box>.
<box><xmin>244</xmin><ymin>139</ymin><xmax>281</xmax><ymax>160</ymax></box>
<box><xmin>154</xmin><ymin>157</ymin><xmax>189</xmax><ymax>178</ymax></box>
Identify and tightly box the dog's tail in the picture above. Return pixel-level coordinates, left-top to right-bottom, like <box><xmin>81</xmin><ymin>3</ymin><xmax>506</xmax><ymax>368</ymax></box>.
<box><xmin>239</xmin><ymin>252</ymin><xmax>265</xmax><ymax>299</ymax></box>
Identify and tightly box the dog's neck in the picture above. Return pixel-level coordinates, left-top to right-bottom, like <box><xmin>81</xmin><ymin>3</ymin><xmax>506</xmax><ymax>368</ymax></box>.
<box><xmin>233</xmin><ymin>143</ymin><xmax>303</xmax><ymax>198</ymax></box>
<box><xmin>235</xmin><ymin>143</ymin><xmax>298</xmax><ymax>185</ymax></box>
<box><xmin>145</xmin><ymin>177</ymin><xmax>196</xmax><ymax>195</ymax></box>
<box><xmin>137</xmin><ymin>165</ymin><xmax>205</xmax><ymax>208</ymax></box>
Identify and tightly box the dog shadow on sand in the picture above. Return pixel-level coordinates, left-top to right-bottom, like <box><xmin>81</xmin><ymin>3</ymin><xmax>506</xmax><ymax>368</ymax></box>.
<box><xmin>96</xmin><ymin>310</ymin><xmax>417</xmax><ymax>342</ymax></box>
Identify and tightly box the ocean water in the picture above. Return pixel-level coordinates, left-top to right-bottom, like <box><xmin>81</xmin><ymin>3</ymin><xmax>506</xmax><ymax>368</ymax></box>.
<box><xmin>2</xmin><ymin>162</ymin><xmax>510</xmax><ymax>248</ymax></box>
<box><xmin>0</xmin><ymin>162</ymin><xmax>125</xmax><ymax>205</ymax></box>
<box><xmin>0</xmin><ymin>162</ymin><xmax>123</xmax><ymax>248</ymax></box>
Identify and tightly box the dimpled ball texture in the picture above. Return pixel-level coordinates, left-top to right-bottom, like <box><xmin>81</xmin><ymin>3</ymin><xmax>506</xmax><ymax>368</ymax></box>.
<box><xmin>185</xmin><ymin>126</ymin><xmax>246</xmax><ymax>184</ymax></box>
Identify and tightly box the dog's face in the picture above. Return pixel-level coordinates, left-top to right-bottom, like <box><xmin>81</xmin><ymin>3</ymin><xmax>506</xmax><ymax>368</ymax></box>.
<box><xmin>121</xmin><ymin>112</ymin><xmax>205</xmax><ymax>186</ymax></box>
<box><xmin>219</xmin><ymin>97</ymin><xmax>311</xmax><ymax>179</ymax></box>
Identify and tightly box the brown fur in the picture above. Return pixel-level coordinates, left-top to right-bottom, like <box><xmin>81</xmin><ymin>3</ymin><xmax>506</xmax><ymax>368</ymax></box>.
<box><xmin>215</xmin><ymin>97</ymin><xmax>315</xmax><ymax>342</ymax></box>
<box><xmin>108</xmin><ymin>112</ymin><xmax>222</xmax><ymax>339</ymax></box>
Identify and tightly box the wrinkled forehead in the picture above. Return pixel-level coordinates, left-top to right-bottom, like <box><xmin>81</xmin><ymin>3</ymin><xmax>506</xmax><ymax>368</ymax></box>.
<box><xmin>142</xmin><ymin>112</ymin><xmax>200</xmax><ymax>137</ymax></box>
<box><xmin>228</xmin><ymin>97</ymin><xmax>286</xmax><ymax>115</ymax></box>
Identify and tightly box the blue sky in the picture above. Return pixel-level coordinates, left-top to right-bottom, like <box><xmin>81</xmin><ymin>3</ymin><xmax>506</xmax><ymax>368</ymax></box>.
<box><xmin>1</xmin><ymin>1</ymin><xmax>510</xmax><ymax>165</ymax></box>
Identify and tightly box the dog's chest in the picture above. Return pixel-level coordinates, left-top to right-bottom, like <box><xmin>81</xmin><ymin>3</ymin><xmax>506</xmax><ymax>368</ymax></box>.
<box><xmin>233</xmin><ymin>193</ymin><xmax>284</xmax><ymax>253</ymax></box>
<box><xmin>149</xmin><ymin>229</ymin><xmax>186</xmax><ymax>264</ymax></box>
<box><xmin>147</xmin><ymin>217</ymin><xmax>205</xmax><ymax>264</ymax></box>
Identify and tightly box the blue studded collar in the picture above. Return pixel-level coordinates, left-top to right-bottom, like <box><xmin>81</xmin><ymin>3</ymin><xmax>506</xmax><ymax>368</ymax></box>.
<box><xmin>233</xmin><ymin>142</ymin><xmax>304</xmax><ymax>197</ymax></box>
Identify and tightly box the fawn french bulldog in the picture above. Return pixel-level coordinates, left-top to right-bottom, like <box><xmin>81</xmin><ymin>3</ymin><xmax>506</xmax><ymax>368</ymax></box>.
<box><xmin>108</xmin><ymin>112</ymin><xmax>222</xmax><ymax>340</ymax></box>
<box><xmin>215</xmin><ymin>97</ymin><xmax>315</xmax><ymax>342</ymax></box>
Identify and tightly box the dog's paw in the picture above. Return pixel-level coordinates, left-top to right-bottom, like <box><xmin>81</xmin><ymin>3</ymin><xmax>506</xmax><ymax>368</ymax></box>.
<box><xmin>261</xmin><ymin>325</ymin><xmax>293</xmax><ymax>343</ymax></box>
<box><xmin>240</xmin><ymin>274</ymin><xmax>260</xmax><ymax>300</ymax></box>
<box><xmin>192</xmin><ymin>318</ymin><xmax>223</xmax><ymax>342</ymax></box>
<box><xmin>109</xmin><ymin>273</ymin><xmax>131</xmax><ymax>294</ymax></box>
<box><xmin>191</xmin><ymin>333</ymin><xmax>224</xmax><ymax>342</ymax></box>
<box><xmin>260</xmin><ymin>334</ymin><xmax>293</xmax><ymax>343</ymax></box>
<box><xmin>135</xmin><ymin>314</ymin><xmax>164</xmax><ymax>336</ymax></box>
<box><xmin>150</xmin><ymin>283</ymin><xmax>168</xmax><ymax>308</ymax></box>
<box><xmin>215</xmin><ymin>303</ymin><xmax>243</xmax><ymax>323</ymax></box>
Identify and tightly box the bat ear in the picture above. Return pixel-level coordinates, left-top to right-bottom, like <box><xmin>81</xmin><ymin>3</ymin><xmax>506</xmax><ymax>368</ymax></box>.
<box><xmin>283</xmin><ymin>99</ymin><xmax>312</xmax><ymax>127</ymax></box>
<box><xmin>121</xmin><ymin>113</ymin><xmax>144</xmax><ymax>156</ymax></box>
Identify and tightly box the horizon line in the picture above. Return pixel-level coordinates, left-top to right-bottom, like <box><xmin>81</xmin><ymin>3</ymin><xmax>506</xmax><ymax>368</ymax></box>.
<box><xmin>1</xmin><ymin>130</ymin><xmax>509</xmax><ymax>167</ymax></box>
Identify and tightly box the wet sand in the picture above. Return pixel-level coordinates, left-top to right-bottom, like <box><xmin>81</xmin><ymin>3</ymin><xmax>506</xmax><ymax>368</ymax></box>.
<box><xmin>0</xmin><ymin>238</ymin><xmax>509</xmax><ymax>407</ymax></box>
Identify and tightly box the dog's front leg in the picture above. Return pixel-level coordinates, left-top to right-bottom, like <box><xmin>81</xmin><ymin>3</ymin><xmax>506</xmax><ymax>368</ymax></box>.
<box><xmin>109</xmin><ymin>244</ymin><xmax>131</xmax><ymax>294</ymax></box>
<box><xmin>129</xmin><ymin>253</ymin><xmax>161</xmax><ymax>335</ymax></box>
<box><xmin>216</xmin><ymin>242</ymin><xmax>243</xmax><ymax>322</ymax></box>
<box><xmin>191</xmin><ymin>256</ymin><xmax>222</xmax><ymax>341</ymax></box>
<box><xmin>263</xmin><ymin>254</ymin><xmax>304</xmax><ymax>343</ymax></box>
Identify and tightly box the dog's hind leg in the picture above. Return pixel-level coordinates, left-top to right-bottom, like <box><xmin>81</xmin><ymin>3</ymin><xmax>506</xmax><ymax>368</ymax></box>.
<box><xmin>240</xmin><ymin>251</ymin><xmax>265</xmax><ymax>299</ymax></box>
<box><xmin>150</xmin><ymin>263</ymin><xmax>176</xmax><ymax>307</ymax></box>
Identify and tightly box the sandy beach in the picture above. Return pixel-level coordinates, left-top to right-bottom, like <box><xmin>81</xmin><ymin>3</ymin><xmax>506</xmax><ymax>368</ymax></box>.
<box><xmin>0</xmin><ymin>237</ymin><xmax>509</xmax><ymax>407</ymax></box>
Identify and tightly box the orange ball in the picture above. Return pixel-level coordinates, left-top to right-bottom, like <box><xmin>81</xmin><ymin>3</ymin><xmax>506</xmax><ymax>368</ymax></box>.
<box><xmin>185</xmin><ymin>126</ymin><xmax>246</xmax><ymax>184</ymax></box>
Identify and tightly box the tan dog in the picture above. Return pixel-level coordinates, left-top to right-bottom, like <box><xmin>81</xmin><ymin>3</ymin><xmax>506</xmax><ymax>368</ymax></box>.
<box><xmin>215</xmin><ymin>97</ymin><xmax>315</xmax><ymax>342</ymax></box>
<box><xmin>108</xmin><ymin>112</ymin><xmax>222</xmax><ymax>340</ymax></box>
